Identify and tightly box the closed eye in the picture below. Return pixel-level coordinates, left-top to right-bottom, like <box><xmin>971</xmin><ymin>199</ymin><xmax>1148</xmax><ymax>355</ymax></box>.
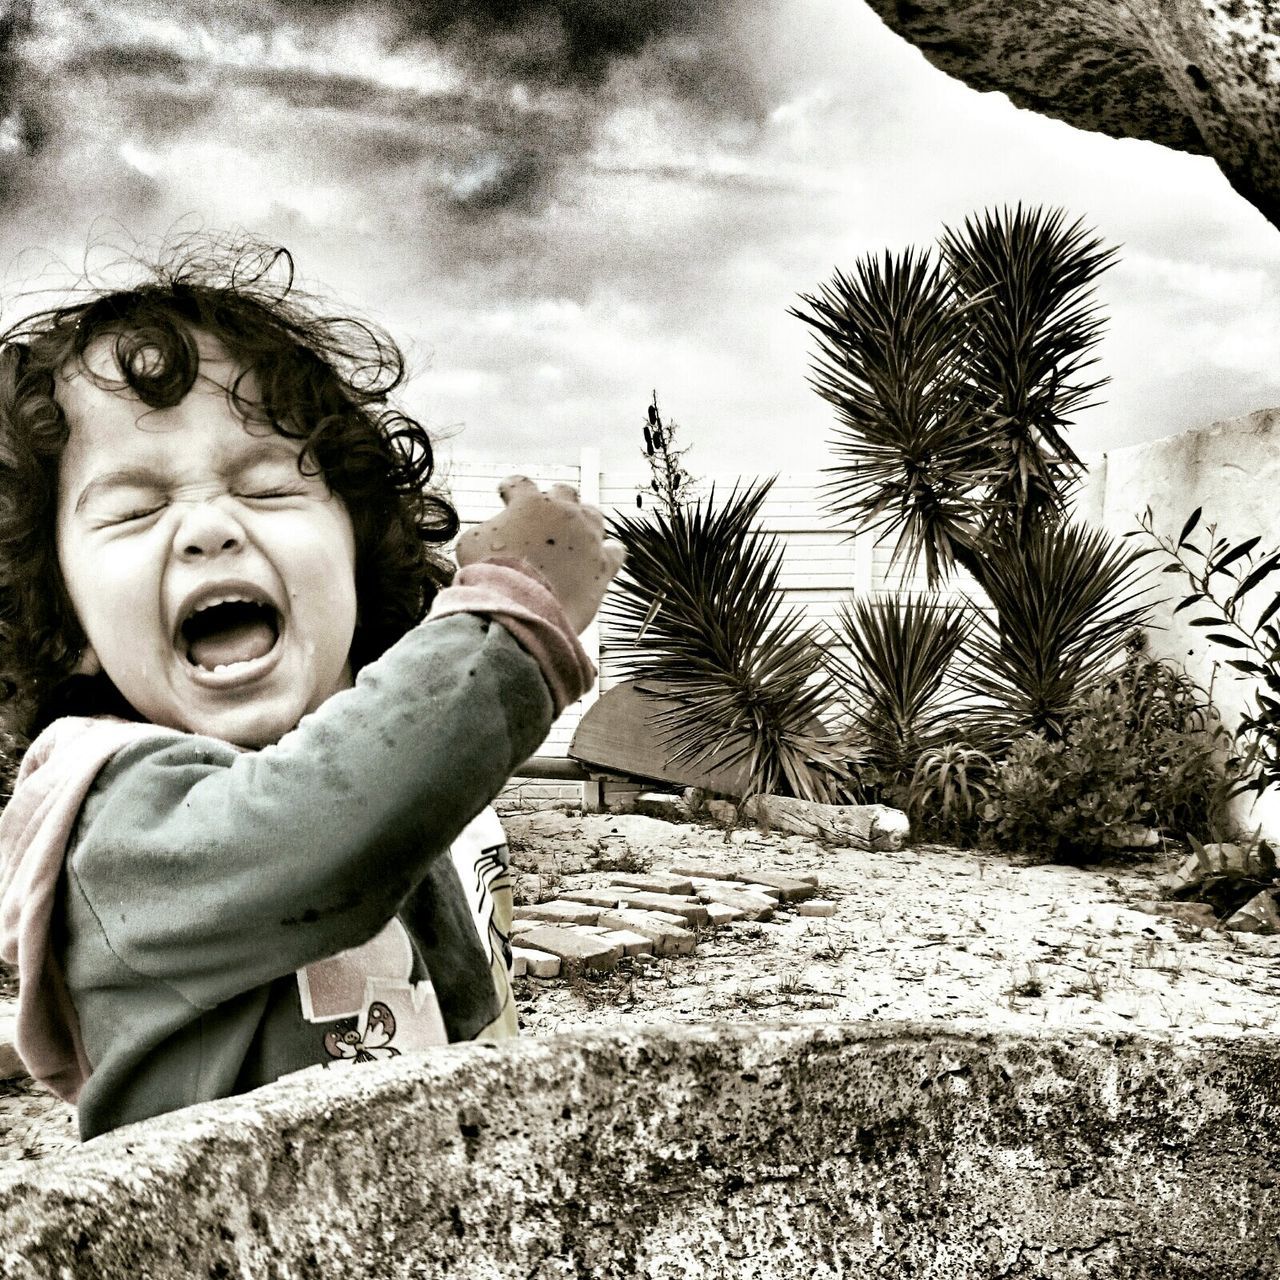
<box><xmin>240</xmin><ymin>489</ymin><xmax>303</xmax><ymax>501</ymax></box>
<box><xmin>113</xmin><ymin>504</ymin><xmax>164</xmax><ymax>525</ymax></box>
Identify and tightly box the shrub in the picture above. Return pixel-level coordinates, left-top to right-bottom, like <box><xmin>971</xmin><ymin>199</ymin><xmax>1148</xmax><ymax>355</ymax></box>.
<box><xmin>981</xmin><ymin>641</ymin><xmax>1232</xmax><ymax>860</ymax></box>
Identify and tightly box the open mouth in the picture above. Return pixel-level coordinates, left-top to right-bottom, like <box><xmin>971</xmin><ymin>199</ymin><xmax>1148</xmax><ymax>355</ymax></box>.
<box><xmin>180</xmin><ymin>598</ymin><xmax>282</xmax><ymax>673</ymax></box>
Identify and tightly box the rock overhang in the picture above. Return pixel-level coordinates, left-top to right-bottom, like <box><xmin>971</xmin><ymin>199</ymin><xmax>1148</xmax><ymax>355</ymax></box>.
<box><xmin>859</xmin><ymin>0</ymin><xmax>1280</xmax><ymax>231</ymax></box>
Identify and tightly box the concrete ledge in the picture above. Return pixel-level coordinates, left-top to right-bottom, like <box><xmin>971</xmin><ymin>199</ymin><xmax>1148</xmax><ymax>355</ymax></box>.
<box><xmin>2</xmin><ymin>1022</ymin><xmax>1279</xmax><ymax>1278</ymax></box>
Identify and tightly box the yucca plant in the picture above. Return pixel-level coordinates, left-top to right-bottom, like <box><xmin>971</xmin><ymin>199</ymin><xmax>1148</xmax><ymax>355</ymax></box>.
<box><xmin>793</xmin><ymin>205</ymin><xmax>1155</xmax><ymax>742</ymax></box>
<box><xmin>827</xmin><ymin>594</ymin><xmax>973</xmax><ymax>781</ymax></box>
<box><xmin>605</xmin><ymin>479</ymin><xmax>851</xmax><ymax>802</ymax></box>
<box><xmin>792</xmin><ymin>204</ymin><xmax>1117</xmax><ymax>585</ymax></box>
<box><xmin>962</xmin><ymin>521</ymin><xmax>1157</xmax><ymax>742</ymax></box>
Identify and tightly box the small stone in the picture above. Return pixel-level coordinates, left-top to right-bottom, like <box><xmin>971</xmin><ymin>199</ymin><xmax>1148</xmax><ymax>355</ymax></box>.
<box><xmin>513</xmin><ymin>900</ymin><xmax>602</xmax><ymax>926</ymax></box>
<box><xmin>796</xmin><ymin>899</ymin><xmax>838</xmax><ymax>918</ymax></box>
<box><xmin>516</xmin><ymin>927</ymin><xmax>622</xmax><ymax>970</ymax></box>
<box><xmin>735</xmin><ymin>871</ymin><xmax>817</xmax><ymax>902</ymax></box>
<box><xmin>693</xmin><ymin>882</ymin><xmax>776</xmax><ymax>920</ymax></box>
<box><xmin>703</xmin><ymin>901</ymin><xmax>748</xmax><ymax>926</ymax></box>
<box><xmin>615</xmin><ymin>891</ymin><xmax>709</xmax><ymax>926</ymax></box>
<box><xmin>597</xmin><ymin>909</ymin><xmax>697</xmax><ymax>956</ymax></box>
<box><xmin>512</xmin><ymin>946</ymin><xmax>561</xmax><ymax>978</ymax></box>
<box><xmin>596</xmin><ymin>929</ymin><xmax>656</xmax><ymax>957</ymax></box>
<box><xmin>609</xmin><ymin>871</ymin><xmax>695</xmax><ymax>896</ymax></box>
<box><xmin>1223</xmin><ymin>890</ymin><xmax>1280</xmax><ymax>936</ymax></box>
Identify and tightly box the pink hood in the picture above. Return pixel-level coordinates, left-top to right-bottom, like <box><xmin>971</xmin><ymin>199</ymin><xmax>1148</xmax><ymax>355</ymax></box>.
<box><xmin>0</xmin><ymin>717</ymin><xmax>176</xmax><ymax>1102</ymax></box>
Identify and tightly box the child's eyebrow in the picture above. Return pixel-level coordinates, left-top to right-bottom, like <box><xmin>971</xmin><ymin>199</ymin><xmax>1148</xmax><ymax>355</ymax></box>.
<box><xmin>74</xmin><ymin>467</ymin><xmax>167</xmax><ymax>513</ymax></box>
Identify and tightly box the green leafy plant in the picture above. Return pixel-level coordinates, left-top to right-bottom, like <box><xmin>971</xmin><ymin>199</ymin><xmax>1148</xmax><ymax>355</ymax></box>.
<box><xmin>1136</xmin><ymin>505</ymin><xmax>1280</xmax><ymax>799</ymax></box>
<box><xmin>605</xmin><ymin>479</ymin><xmax>851</xmax><ymax>803</ymax></box>
<box><xmin>981</xmin><ymin>640</ymin><xmax>1233</xmax><ymax>861</ymax></box>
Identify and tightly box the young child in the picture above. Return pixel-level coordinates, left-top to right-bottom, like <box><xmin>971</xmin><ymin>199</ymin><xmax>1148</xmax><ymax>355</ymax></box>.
<box><xmin>0</xmin><ymin>247</ymin><xmax>623</xmax><ymax>1140</ymax></box>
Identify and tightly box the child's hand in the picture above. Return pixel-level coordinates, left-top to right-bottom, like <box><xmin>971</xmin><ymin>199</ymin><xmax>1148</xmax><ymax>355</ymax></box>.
<box><xmin>456</xmin><ymin>477</ymin><xmax>626</xmax><ymax>633</ymax></box>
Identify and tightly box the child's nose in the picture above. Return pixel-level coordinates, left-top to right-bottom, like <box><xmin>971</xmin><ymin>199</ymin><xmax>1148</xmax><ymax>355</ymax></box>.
<box><xmin>172</xmin><ymin>500</ymin><xmax>245</xmax><ymax>560</ymax></box>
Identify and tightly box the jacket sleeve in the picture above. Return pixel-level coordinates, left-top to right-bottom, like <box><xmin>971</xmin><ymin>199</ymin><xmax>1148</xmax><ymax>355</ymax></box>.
<box><xmin>65</xmin><ymin>613</ymin><xmax>556</xmax><ymax>1012</ymax></box>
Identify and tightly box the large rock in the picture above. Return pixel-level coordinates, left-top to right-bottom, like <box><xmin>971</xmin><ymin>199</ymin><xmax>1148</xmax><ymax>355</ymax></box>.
<box><xmin>861</xmin><ymin>0</ymin><xmax>1280</xmax><ymax>229</ymax></box>
<box><xmin>3</xmin><ymin>1024</ymin><xmax>1280</xmax><ymax>1277</ymax></box>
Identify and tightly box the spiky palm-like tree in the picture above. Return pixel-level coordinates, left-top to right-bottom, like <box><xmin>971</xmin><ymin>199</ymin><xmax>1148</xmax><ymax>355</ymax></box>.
<box><xmin>793</xmin><ymin>205</ymin><xmax>1152</xmax><ymax>738</ymax></box>
<box><xmin>827</xmin><ymin>595</ymin><xmax>973</xmax><ymax>780</ymax></box>
<box><xmin>605</xmin><ymin>480</ymin><xmax>851</xmax><ymax>802</ymax></box>
<box><xmin>792</xmin><ymin>205</ymin><xmax>1117</xmax><ymax>585</ymax></box>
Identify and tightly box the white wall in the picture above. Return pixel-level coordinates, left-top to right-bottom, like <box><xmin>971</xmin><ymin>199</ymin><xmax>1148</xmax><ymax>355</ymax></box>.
<box><xmin>1087</xmin><ymin>408</ymin><xmax>1280</xmax><ymax>840</ymax></box>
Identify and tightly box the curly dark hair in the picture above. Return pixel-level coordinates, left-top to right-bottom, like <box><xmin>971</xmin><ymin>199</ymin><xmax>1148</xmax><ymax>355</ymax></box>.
<box><xmin>0</xmin><ymin>240</ymin><xmax>459</xmax><ymax>755</ymax></box>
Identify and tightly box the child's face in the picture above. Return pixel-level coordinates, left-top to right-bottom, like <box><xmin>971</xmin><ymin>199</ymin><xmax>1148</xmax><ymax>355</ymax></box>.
<box><xmin>54</xmin><ymin>334</ymin><xmax>359</xmax><ymax>747</ymax></box>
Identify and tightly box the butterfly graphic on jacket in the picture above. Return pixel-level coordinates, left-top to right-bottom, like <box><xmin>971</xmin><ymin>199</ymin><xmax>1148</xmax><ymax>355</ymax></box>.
<box><xmin>322</xmin><ymin>1001</ymin><xmax>402</xmax><ymax>1064</ymax></box>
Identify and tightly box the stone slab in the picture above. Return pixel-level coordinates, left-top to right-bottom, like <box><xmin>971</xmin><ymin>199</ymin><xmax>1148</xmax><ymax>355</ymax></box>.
<box><xmin>597</xmin><ymin>909</ymin><xmax>697</xmax><ymax>957</ymax></box>
<box><xmin>615</xmin><ymin>892</ymin><xmax>709</xmax><ymax>926</ymax></box>
<box><xmin>737</xmin><ymin>882</ymin><xmax>784</xmax><ymax>901</ymax></box>
<box><xmin>513</xmin><ymin>901</ymin><xmax>602</xmax><ymax>927</ymax></box>
<box><xmin>692</xmin><ymin>882</ymin><xmax>776</xmax><ymax>920</ymax></box>
<box><xmin>738</xmin><ymin>872</ymin><xmax>817</xmax><ymax>903</ymax></box>
<box><xmin>596</xmin><ymin>929</ymin><xmax>656</xmax><ymax>958</ymax></box>
<box><xmin>558</xmin><ymin>889</ymin><xmax>625</xmax><ymax>908</ymax></box>
<box><xmin>667</xmin><ymin>858</ymin><xmax>740</xmax><ymax>881</ymax></box>
<box><xmin>609</xmin><ymin>871</ymin><xmax>696</xmax><ymax>896</ymax></box>
<box><xmin>511</xmin><ymin>946</ymin><xmax>561</xmax><ymax>978</ymax></box>
<box><xmin>703</xmin><ymin>901</ymin><xmax>747</xmax><ymax>926</ymax></box>
<box><xmin>516</xmin><ymin>927</ymin><xmax>621</xmax><ymax>971</ymax></box>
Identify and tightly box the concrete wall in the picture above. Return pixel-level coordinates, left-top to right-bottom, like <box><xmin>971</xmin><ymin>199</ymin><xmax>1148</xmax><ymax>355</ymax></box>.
<box><xmin>3</xmin><ymin>1022</ymin><xmax>1279</xmax><ymax>1279</ymax></box>
<box><xmin>1084</xmin><ymin>408</ymin><xmax>1280</xmax><ymax>838</ymax></box>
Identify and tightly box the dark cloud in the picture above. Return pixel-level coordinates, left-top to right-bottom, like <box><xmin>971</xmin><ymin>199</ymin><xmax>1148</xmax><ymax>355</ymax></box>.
<box><xmin>275</xmin><ymin>0</ymin><xmax>728</xmax><ymax>90</ymax></box>
<box><xmin>0</xmin><ymin>0</ymin><xmax>765</xmax><ymax>222</ymax></box>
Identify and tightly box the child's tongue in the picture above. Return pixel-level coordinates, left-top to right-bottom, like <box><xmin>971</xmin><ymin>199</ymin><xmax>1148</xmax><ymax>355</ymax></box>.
<box><xmin>190</xmin><ymin>618</ymin><xmax>276</xmax><ymax>670</ymax></box>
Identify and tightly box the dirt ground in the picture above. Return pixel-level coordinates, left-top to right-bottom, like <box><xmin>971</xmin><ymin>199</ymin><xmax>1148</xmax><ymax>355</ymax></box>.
<box><xmin>503</xmin><ymin>807</ymin><xmax>1280</xmax><ymax>1041</ymax></box>
<box><xmin>3</xmin><ymin>804</ymin><xmax>1279</xmax><ymax>1164</ymax></box>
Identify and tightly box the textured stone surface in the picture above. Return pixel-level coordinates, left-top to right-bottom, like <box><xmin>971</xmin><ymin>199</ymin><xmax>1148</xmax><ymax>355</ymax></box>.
<box><xmin>609</xmin><ymin>871</ymin><xmax>696</xmax><ymax>896</ymax></box>
<box><xmin>615</xmin><ymin>891</ymin><xmax>710</xmax><ymax>926</ymax></box>
<box><xmin>2</xmin><ymin>1023</ymin><xmax>1279</xmax><ymax>1278</ymax></box>
<box><xmin>515</xmin><ymin>927</ymin><xmax>621</xmax><ymax>971</ymax></box>
<box><xmin>692</xmin><ymin>882</ymin><xmax>777</xmax><ymax>920</ymax></box>
<box><xmin>597</xmin><ymin>909</ymin><xmax>697</xmax><ymax>956</ymax></box>
<box><xmin>513</xmin><ymin>900</ymin><xmax>602</xmax><ymax>926</ymax></box>
<box><xmin>861</xmin><ymin>0</ymin><xmax>1280</xmax><ymax>228</ymax></box>
<box><xmin>0</xmin><ymin>1019</ymin><xmax>19</xmax><ymax>1083</ymax></box>
<box><xmin>745</xmin><ymin>872</ymin><xmax>817</xmax><ymax>902</ymax></box>
<box><xmin>512</xmin><ymin>946</ymin><xmax>561</xmax><ymax>979</ymax></box>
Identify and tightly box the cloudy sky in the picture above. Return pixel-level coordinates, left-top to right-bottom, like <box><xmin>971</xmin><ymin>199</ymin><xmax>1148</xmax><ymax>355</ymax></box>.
<box><xmin>2</xmin><ymin>0</ymin><xmax>1279</xmax><ymax>480</ymax></box>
